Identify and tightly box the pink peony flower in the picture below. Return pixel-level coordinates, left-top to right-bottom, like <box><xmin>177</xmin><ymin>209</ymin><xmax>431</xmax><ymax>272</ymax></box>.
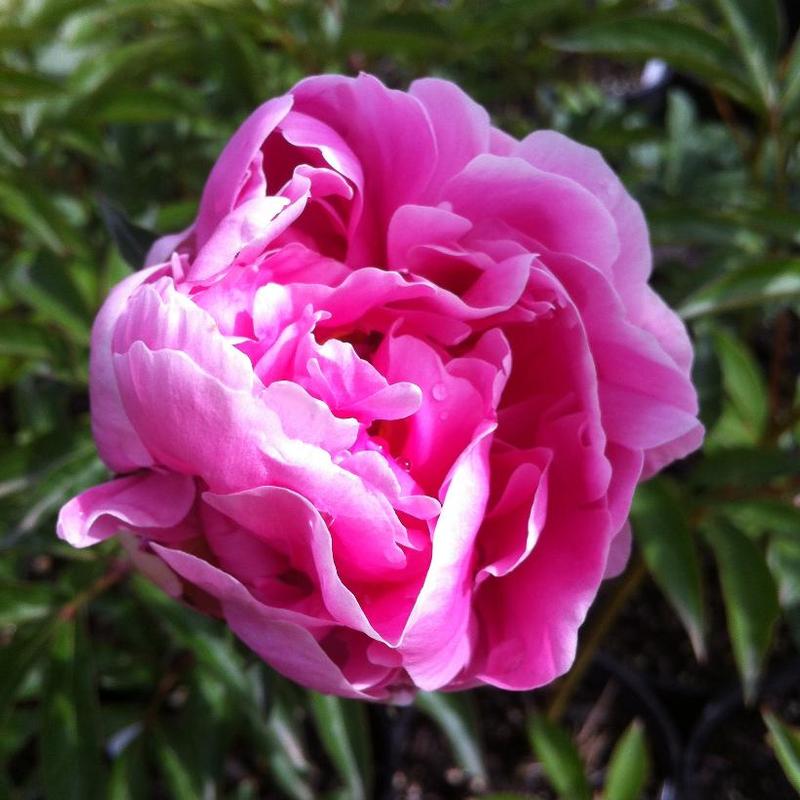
<box><xmin>58</xmin><ymin>74</ymin><xmax>702</xmax><ymax>701</ymax></box>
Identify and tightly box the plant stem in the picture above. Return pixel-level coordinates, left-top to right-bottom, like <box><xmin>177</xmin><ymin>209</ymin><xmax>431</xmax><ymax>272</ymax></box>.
<box><xmin>58</xmin><ymin>559</ymin><xmax>130</xmax><ymax>621</ymax></box>
<box><xmin>546</xmin><ymin>553</ymin><xmax>648</xmax><ymax>723</ymax></box>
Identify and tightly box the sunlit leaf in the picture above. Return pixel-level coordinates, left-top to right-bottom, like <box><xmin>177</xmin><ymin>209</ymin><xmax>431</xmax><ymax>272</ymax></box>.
<box><xmin>309</xmin><ymin>693</ymin><xmax>372</xmax><ymax>800</ymax></box>
<box><xmin>632</xmin><ymin>479</ymin><xmax>706</xmax><ymax>660</ymax></box>
<box><xmin>416</xmin><ymin>691</ymin><xmax>487</xmax><ymax>780</ymax></box>
<box><xmin>679</xmin><ymin>259</ymin><xmax>800</xmax><ymax>319</ymax></box>
<box><xmin>528</xmin><ymin>713</ymin><xmax>590</xmax><ymax>800</ymax></box>
<box><xmin>551</xmin><ymin>16</ymin><xmax>758</xmax><ymax>109</ymax></box>
<box><xmin>713</xmin><ymin>0</ymin><xmax>781</xmax><ymax>108</ymax></box>
<box><xmin>704</xmin><ymin>522</ymin><xmax>780</xmax><ymax>701</ymax></box>
<box><xmin>604</xmin><ymin>720</ymin><xmax>650</xmax><ymax>800</ymax></box>
<box><xmin>763</xmin><ymin>712</ymin><xmax>800</xmax><ymax>793</ymax></box>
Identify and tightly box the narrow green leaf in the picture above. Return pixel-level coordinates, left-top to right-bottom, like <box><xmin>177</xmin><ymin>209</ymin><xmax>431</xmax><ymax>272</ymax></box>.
<box><xmin>604</xmin><ymin>720</ymin><xmax>650</xmax><ymax>800</ymax></box>
<box><xmin>0</xmin><ymin>182</ymin><xmax>66</xmax><ymax>255</ymax></box>
<box><xmin>97</xmin><ymin>197</ymin><xmax>157</xmax><ymax>271</ymax></box>
<box><xmin>528</xmin><ymin>713</ymin><xmax>591</xmax><ymax>800</ymax></box>
<box><xmin>0</xmin><ymin>580</ymin><xmax>55</xmax><ymax>626</ymax></box>
<box><xmin>679</xmin><ymin>259</ymin><xmax>800</xmax><ymax>319</ymax></box>
<box><xmin>714</xmin><ymin>0</ymin><xmax>781</xmax><ymax>108</ymax></box>
<box><xmin>8</xmin><ymin>258</ymin><xmax>92</xmax><ymax>344</ymax></box>
<box><xmin>688</xmin><ymin>447</ymin><xmax>798</xmax><ymax>489</ymax></box>
<box><xmin>0</xmin><ymin>616</ymin><xmax>59</xmax><ymax>724</ymax></box>
<box><xmin>763</xmin><ymin>711</ymin><xmax>800</xmax><ymax>793</ymax></box>
<box><xmin>718</xmin><ymin>499</ymin><xmax>800</xmax><ymax>540</ymax></box>
<box><xmin>550</xmin><ymin>16</ymin><xmax>758</xmax><ymax>109</ymax></box>
<box><xmin>309</xmin><ymin>693</ymin><xmax>372</xmax><ymax>800</ymax></box>
<box><xmin>705</xmin><ymin>522</ymin><xmax>780</xmax><ymax>701</ymax></box>
<box><xmin>782</xmin><ymin>29</ymin><xmax>800</xmax><ymax>114</ymax></box>
<box><xmin>416</xmin><ymin>691</ymin><xmax>487</xmax><ymax>780</ymax></box>
<box><xmin>152</xmin><ymin>730</ymin><xmax>197</xmax><ymax>800</ymax></box>
<box><xmin>767</xmin><ymin>536</ymin><xmax>800</xmax><ymax>647</ymax></box>
<box><xmin>631</xmin><ymin>480</ymin><xmax>706</xmax><ymax>660</ymax></box>
<box><xmin>40</xmin><ymin>617</ymin><xmax>106</xmax><ymax>800</ymax></box>
<box><xmin>712</xmin><ymin>328</ymin><xmax>769</xmax><ymax>442</ymax></box>
<box><xmin>0</xmin><ymin>64</ymin><xmax>62</xmax><ymax>101</ymax></box>
<box><xmin>108</xmin><ymin>738</ymin><xmax>149</xmax><ymax>800</ymax></box>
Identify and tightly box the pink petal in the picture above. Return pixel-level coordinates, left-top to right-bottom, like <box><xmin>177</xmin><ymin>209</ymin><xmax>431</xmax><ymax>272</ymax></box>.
<box><xmin>89</xmin><ymin>263</ymin><xmax>169</xmax><ymax>473</ymax></box>
<box><xmin>195</xmin><ymin>95</ymin><xmax>294</xmax><ymax>246</ymax></box>
<box><xmin>57</xmin><ymin>471</ymin><xmax>195</xmax><ymax>548</ymax></box>
<box><xmin>443</xmin><ymin>154</ymin><xmax>620</xmax><ymax>274</ymax></box>
<box><xmin>408</xmin><ymin>78</ymin><xmax>491</xmax><ymax>201</ymax></box>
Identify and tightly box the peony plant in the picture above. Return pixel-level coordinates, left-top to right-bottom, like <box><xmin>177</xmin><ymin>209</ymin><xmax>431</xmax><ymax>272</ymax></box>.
<box><xmin>58</xmin><ymin>73</ymin><xmax>702</xmax><ymax>701</ymax></box>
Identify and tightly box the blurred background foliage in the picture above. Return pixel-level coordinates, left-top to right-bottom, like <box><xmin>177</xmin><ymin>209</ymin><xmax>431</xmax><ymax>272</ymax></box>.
<box><xmin>1</xmin><ymin>0</ymin><xmax>800</xmax><ymax>798</ymax></box>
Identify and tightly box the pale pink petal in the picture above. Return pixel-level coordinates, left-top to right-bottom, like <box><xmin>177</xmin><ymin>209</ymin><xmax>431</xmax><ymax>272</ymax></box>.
<box><xmin>57</xmin><ymin>471</ymin><xmax>195</xmax><ymax>548</ymax></box>
<box><xmin>89</xmin><ymin>263</ymin><xmax>169</xmax><ymax>473</ymax></box>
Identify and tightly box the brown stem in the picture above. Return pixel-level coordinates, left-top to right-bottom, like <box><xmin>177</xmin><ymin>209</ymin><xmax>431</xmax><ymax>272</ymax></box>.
<box><xmin>57</xmin><ymin>559</ymin><xmax>130</xmax><ymax>622</ymax></box>
<box><xmin>546</xmin><ymin>554</ymin><xmax>648</xmax><ymax>723</ymax></box>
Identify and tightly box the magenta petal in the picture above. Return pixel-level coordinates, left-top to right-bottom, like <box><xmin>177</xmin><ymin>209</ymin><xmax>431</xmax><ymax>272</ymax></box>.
<box><xmin>444</xmin><ymin>154</ymin><xmax>620</xmax><ymax>273</ymax></box>
<box><xmin>57</xmin><ymin>472</ymin><xmax>195</xmax><ymax>548</ymax></box>
<box><xmin>195</xmin><ymin>94</ymin><xmax>293</xmax><ymax>246</ymax></box>
<box><xmin>290</xmin><ymin>73</ymin><xmax>437</xmax><ymax>265</ymax></box>
<box><xmin>399</xmin><ymin>421</ymin><xmax>495</xmax><ymax>690</ymax></box>
<box><xmin>409</xmin><ymin>77</ymin><xmax>490</xmax><ymax>201</ymax></box>
<box><xmin>203</xmin><ymin>486</ymin><xmax>380</xmax><ymax>637</ymax></box>
<box><xmin>89</xmin><ymin>264</ymin><xmax>168</xmax><ymax>473</ymax></box>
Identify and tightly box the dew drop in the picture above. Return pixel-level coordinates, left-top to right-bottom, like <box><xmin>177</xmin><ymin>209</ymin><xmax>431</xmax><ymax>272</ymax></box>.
<box><xmin>431</xmin><ymin>382</ymin><xmax>447</xmax><ymax>402</ymax></box>
<box><xmin>396</xmin><ymin>456</ymin><xmax>412</xmax><ymax>472</ymax></box>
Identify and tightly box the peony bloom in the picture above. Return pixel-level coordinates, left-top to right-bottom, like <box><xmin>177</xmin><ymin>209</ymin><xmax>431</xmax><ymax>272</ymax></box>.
<box><xmin>58</xmin><ymin>74</ymin><xmax>702</xmax><ymax>701</ymax></box>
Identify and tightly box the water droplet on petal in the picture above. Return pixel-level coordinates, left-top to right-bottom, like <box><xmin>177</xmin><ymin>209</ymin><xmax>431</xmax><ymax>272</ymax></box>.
<box><xmin>396</xmin><ymin>457</ymin><xmax>412</xmax><ymax>472</ymax></box>
<box><xmin>431</xmin><ymin>382</ymin><xmax>447</xmax><ymax>402</ymax></box>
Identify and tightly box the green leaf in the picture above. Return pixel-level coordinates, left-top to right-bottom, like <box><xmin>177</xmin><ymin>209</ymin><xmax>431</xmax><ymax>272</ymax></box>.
<box><xmin>550</xmin><ymin>16</ymin><xmax>758</xmax><ymax>109</ymax></box>
<box><xmin>416</xmin><ymin>691</ymin><xmax>487</xmax><ymax>780</ymax></box>
<box><xmin>688</xmin><ymin>447</ymin><xmax>799</xmax><ymax>489</ymax></box>
<box><xmin>679</xmin><ymin>259</ymin><xmax>800</xmax><ymax>319</ymax></box>
<box><xmin>97</xmin><ymin>197</ymin><xmax>158</xmax><ymax>270</ymax></box>
<box><xmin>0</xmin><ymin>580</ymin><xmax>55</xmax><ymax>626</ymax></box>
<box><xmin>631</xmin><ymin>480</ymin><xmax>706</xmax><ymax>660</ymax></box>
<box><xmin>108</xmin><ymin>738</ymin><xmax>149</xmax><ymax>800</ymax></box>
<box><xmin>767</xmin><ymin>536</ymin><xmax>800</xmax><ymax>647</ymax></box>
<box><xmin>704</xmin><ymin>522</ymin><xmax>780</xmax><ymax>701</ymax></box>
<box><xmin>0</xmin><ymin>181</ymin><xmax>67</xmax><ymax>255</ymax></box>
<box><xmin>309</xmin><ymin>693</ymin><xmax>372</xmax><ymax>800</ymax></box>
<box><xmin>763</xmin><ymin>711</ymin><xmax>800</xmax><ymax>793</ymax></box>
<box><xmin>712</xmin><ymin>328</ymin><xmax>768</xmax><ymax>443</ymax></box>
<box><xmin>152</xmin><ymin>729</ymin><xmax>197</xmax><ymax>800</ymax></box>
<box><xmin>8</xmin><ymin>257</ymin><xmax>93</xmax><ymax>344</ymax></box>
<box><xmin>40</xmin><ymin>617</ymin><xmax>106</xmax><ymax>800</ymax></box>
<box><xmin>0</xmin><ymin>64</ymin><xmax>62</xmax><ymax>101</ymax></box>
<box><xmin>604</xmin><ymin>720</ymin><xmax>650</xmax><ymax>800</ymax></box>
<box><xmin>783</xmin><ymin>29</ymin><xmax>800</xmax><ymax>115</ymax></box>
<box><xmin>528</xmin><ymin>713</ymin><xmax>591</xmax><ymax>800</ymax></box>
<box><xmin>718</xmin><ymin>499</ymin><xmax>800</xmax><ymax>540</ymax></box>
<box><xmin>713</xmin><ymin>0</ymin><xmax>781</xmax><ymax>108</ymax></box>
<box><xmin>0</xmin><ymin>616</ymin><xmax>58</xmax><ymax>725</ymax></box>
